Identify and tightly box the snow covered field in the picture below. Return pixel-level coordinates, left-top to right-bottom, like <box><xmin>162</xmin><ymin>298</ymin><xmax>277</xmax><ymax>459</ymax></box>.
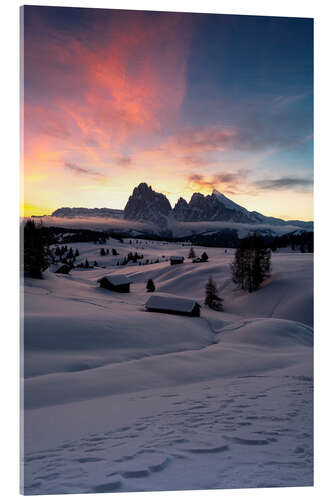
<box><xmin>22</xmin><ymin>239</ymin><xmax>313</xmax><ymax>494</ymax></box>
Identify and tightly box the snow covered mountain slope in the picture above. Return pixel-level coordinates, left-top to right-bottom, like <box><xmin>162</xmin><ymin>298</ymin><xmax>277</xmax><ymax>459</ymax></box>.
<box><xmin>212</xmin><ymin>189</ymin><xmax>250</xmax><ymax>215</ymax></box>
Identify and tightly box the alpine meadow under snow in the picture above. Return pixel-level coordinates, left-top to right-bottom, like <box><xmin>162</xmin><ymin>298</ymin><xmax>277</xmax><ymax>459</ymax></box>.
<box><xmin>23</xmin><ymin>236</ymin><xmax>313</xmax><ymax>494</ymax></box>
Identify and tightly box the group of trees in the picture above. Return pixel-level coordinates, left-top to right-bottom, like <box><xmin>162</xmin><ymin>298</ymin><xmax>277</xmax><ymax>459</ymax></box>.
<box><xmin>55</xmin><ymin>245</ymin><xmax>80</xmax><ymax>262</ymax></box>
<box><xmin>100</xmin><ymin>247</ymin><xmax>119</xmax><ymax>257</ymax></box>
<box><xmin>188</xmin><ymin>247</ymin><xmax>209</xmax><ymax>262</ymax></box>
<box><xmin>23</xmin><ymin>220</ymin><xmax>83</xmax><ymax>278</ymax></box>
<box><xmin>23</xmin><ymin>220</ymin><xmax>106</xmax><ymax>277</ymax></box>
<box><xmin>77</xmin><ymin>258</ymin><xmax>92</xmax><ymax>269</ymax></box>
<box><xmin>269</xmin><ymin>231</ymin><xmax>313</xmax><ymax>253</ymax></box>
<box><xmin>204</xmin><ymin>234</ymin><xmax>271</xmax><ymax>310</ymax></box>
<box><xmin>231</xmin><ymin>234</ymin><xmax>271</xmax><ymax>293</ymax></box>
<box><xmin>23</xmin><ymin>219</ymin><xmax>48</xmax><ymax>278</ymax></box>
<box><xmin>52</xmin><ymin>245</ymin><xmax>81</xmax><ymax>270</ymax></box>
<box><xmin>116</xmin><ymin>257</ymin><xmax>161</xmax><ymax>266</ymax></box>
<box><xmin>126</xmin><ymin>251</ymin><xmax>144</xmax><ymax>263</ymax></box>
<box><xmin>93</xmin><ymin>236</ymin><xmax>108</xmax><ymax>245</ymax></box>
<box><xmin>115</xmin><ymin>251</ymin><xmax>144</xmax><ymax>266</ymax></box>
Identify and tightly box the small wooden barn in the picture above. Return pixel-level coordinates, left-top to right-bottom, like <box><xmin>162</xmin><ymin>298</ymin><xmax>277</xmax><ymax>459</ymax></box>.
<box><xmin>170</xmin><ymin>256</ymin><xmax>184</xmax><ymax>266</ymax></box>
<box><xmin>55</xmin><ymin>263</ymin><xmax>71</xmax><ymax>274</ymax></box>
<box><xmin>145</xmin><ymin>294</ymin><xmax>201</xmax><ymax>317</ymax></box>
<box><xmin>97</xmin><ymin>274</ymin><xmax>132</xmax><ymax>293</ymax></box>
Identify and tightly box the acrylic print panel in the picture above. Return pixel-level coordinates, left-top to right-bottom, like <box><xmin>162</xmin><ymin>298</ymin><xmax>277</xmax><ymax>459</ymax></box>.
<box><xmin>21</xmin><ymin>4</ymin><xmax>314</xmax><ymax>495</ymax></box>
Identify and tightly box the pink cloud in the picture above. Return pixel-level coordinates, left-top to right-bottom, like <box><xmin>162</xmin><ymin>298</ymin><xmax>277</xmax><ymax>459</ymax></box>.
<box><xmin>24</xmin><ymin>11</ymin><xmax>195</xmax><ymax>155</ymax></box>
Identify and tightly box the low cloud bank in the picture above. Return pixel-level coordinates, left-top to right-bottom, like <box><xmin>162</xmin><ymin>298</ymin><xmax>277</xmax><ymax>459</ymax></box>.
<box><xmin>28</xmin><ymin>216</ymin><xmax>155</xmax><ymax>233</ymax></box>
<box><xmin>25</xmin><ymin>215</ymin><xmax>312</xmax><ymax>238</ymax></box>
<box><xmin>169</xmin><ymin>220</ymin><xmax>312</xmax><ymax>238</ymax></box>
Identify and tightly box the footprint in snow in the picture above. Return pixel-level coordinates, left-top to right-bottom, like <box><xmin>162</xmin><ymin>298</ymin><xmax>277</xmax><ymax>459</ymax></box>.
<box><xmin>76</xmin><ymin>457</ymin><xmax>105</xmax><ymax>463</ymax></box>
<box><xmin>91</xmin><ymin>475</ymin><xmax>122</xmax><ymax>493</ymax></box>
<box><xmin>182</xmin><ymin>444</ymin><xmax>230</xmax><ymax>454</ymax></box>
<box><xmin>118</xmin><ymin>453</ymin><xmax>171</xmax><ymax>478</ymax></box>
<box><xmin>224</xmin><ymin>436</ymin><xmax>271</xmax><ymax>446</ymax></box>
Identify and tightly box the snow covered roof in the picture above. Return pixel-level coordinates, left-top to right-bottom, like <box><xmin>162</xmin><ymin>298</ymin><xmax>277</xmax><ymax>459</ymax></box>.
<box><xmin>55</xmin><ymin>264</ymin><xmax>71</xmax><ymax>273</ymax></box>
<box><xmin>170</xmin><ymin>256</ymin><xmax>184</xmax><ymax>260</ymax></box>
<box><xmin>98</xmin><ymin>274</ymin><xmax>131</xmax><ymax>286</ymax></box>
<box><xmin>146</xmin><ymin>294</ymin><xmax>199</xmax><ymax>313</ymax></box>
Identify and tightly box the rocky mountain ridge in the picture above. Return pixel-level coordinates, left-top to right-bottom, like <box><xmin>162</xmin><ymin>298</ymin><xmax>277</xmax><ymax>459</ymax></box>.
<box><xmin>123</xmin><ymin>183</ymin><xmax>312</xmax><ymax>229</ymax></box>
<box><xmin>51</xmin><ymin>182</ymin><xmax>313</xmax><ymax>231</ymax></box>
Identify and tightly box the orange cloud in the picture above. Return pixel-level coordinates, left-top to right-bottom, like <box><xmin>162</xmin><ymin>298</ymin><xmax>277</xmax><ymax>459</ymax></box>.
<box><xmin>185</xmin><ymin>171</ymin><xmax>252</xmax><ymax>196</ymax></box>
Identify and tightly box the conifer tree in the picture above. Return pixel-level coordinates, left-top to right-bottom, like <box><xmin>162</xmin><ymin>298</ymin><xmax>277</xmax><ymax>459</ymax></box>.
<box><xmin>201</xmin><ymin>251</ymin><xmax>209</xmax><ymax>262</ymax></box>
<box><xmin>23</xmin><ymin>219</ymin><xmax>47</xmax><ymax>278</ymax></box>
<box><xmin>100</xmin><ymin>248</ymin><xmax>105</xmax><ymax>256</ymax></box>
<box><xmin>205</xmin><ymin>277</ymin><xmax>223</xmax><ymax>311</ymax></box>
<box><xmin>188</xmin><ymin>247</ymin><xmax>196</xmax><ymax>259</ymax></box>
<box><xmin>146</xmin><ymin>278</ymin><xmax>156</xmax><ymax>292</ymax></box>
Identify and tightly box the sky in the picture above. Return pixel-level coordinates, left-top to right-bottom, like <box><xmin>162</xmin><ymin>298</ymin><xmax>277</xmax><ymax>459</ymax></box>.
<box><xmin>22</xmin><ymin>6</ymin><xmax>313</xmax><ymax>220</ymax></box>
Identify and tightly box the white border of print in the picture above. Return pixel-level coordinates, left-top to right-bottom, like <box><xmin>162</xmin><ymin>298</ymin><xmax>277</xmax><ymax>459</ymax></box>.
<box><xmin>1</xmin><ymin>1</ymin><xmax>332</xmax><ymax>500</ymax></box>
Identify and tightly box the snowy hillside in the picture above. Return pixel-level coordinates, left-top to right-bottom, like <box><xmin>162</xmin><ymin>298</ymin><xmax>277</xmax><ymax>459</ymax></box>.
<box><xmin>22</xmin><ymin>238</ymin><xmax>313</xmax><ymax>494</ymax></box>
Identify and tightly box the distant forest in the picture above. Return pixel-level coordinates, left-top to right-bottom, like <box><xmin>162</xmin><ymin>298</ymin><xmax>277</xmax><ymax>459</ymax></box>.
<box><xmin>34</xmin><ymin>225</ymin><xmax>314</xmax><ymax>252</ymax></box>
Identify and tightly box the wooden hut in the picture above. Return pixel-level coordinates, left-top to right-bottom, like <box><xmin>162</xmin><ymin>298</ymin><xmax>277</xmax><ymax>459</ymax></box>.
<box><xmin>97</xmin><ymin>274</ymin><xmax>131</xmax><ymax>293</ymax></box>
<box><xmin>145</xmin><ymin>294</ymin><xmax>200</xmax><ymax>317</ymax></box>
<box><xmin>55</xmin><ymin>263</ymin><xmax>71</xmax><ymax>274</ymax></box>
<box><xmin>170</xmin><ymin>256</ymin><xmax>184</xmax><ymax>266</ymax></box>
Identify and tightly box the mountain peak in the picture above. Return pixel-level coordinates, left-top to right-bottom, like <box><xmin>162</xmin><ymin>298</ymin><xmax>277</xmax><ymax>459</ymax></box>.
<box><xmin>211</xmin><ymin>189</ymin><xmax>248</xmax><ymax>215</ymax></box>
<box><xmin>136</xmin><ymin>182</ymin><xmax>150</xmax><ymax>190</ymax></box>
<box><xmin>212</xmin><ymin>188</ymin><xmax>222</xmax><ymax>196</ymax></box>
<box><xmin>124</xmin><ymin>183</ymin><xmax>172</xmax><ymax>226</ymax></box>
